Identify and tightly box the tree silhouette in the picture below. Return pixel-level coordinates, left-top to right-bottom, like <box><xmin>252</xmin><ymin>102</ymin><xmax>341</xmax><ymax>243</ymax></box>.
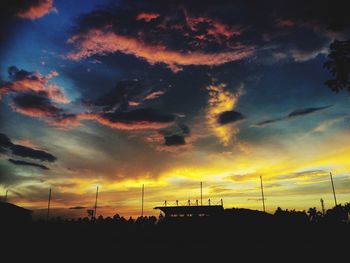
<box><xmin>324</xmin><ymin>39</ymin><xmax>350</xmax><ymax>92</ymax></box>
<box><xmin>307</xmin><ymin>207</ymin><xmax>323</xmax><ymax>223</ymax></box>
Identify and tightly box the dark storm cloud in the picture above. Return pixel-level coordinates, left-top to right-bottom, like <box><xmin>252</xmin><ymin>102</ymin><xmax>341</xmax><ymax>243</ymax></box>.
<box><xmin>218</xmin><ymin>110</ymin><xmax>245</xmax><ymax>125</ymax></box>
<box><xmin>178</xmin><ymin>123</ymin><xmax>190</xmax><ymax>135</ymax></box>
<box><xmin>164</xmin><ymin>134</ymin><xmax>186</xmax><ymax>146</ymax></box>
<box><xmin>10</xmin><ymin>144</ymin><xmax>56</xmax><ymax>162</ymax></box>
<box><xmin>3</xmin><ymin>66</ymin><xmax>174</xmax><ymax>130</ymax></box>
<box><xmin>12</xmin><ymin>92</ymin><xmax>62</xmax><ymax>117</ymax></box>
<box><xmin>66</xmin><ymin>1</ymin><xmax>255</xmax><ymax>71</ymax></box>
<box><xmin>10</xmin><ymin>92</ymin><xmax>77</xmax><ymax>127</ymax></box>
<box><xmin>0</xmin><ymin>133</ymin><xmax>13</xmax><ymax>148</ymax></box>
<box><xmin>158</xmin><ymin>123</ymin><xmax>191</xmax><ymax>147</ymax></box>
<box><xmin>1</xmin><ymin>66</ymin><xmax>68</xmax><ymax>104</ymax></box>
<box><xmin>66</xmin><ymin>0</ymin><xmax>350</xmax><ymax>73</ymax></box>
<box><xmin>8</xmin><ymin>66</ymin><xmax>34</xmax><ymax>80</ymax></box>
<box><xmin>254</xmin><ymin>105</ymin><xmax>333</xmax><ymax>127</ymax></box>
<box><xmin>0</xmin><ymin>132</ymin><xmax>57</xmax><ymax>162</ymax></box>
<box><xmin>94</xmin><ymin>80</ymin><xmax>143</xmax><ymax>111</ymax></box>
<box><xmin>93</xmin><ymin>79</ymin><xmax>165</xmax><ymax>111</ymax></box>
<box><xmin>8</xmin><ymin>158</ymin><xmax>49</xmax><ymax>170</ymax></box>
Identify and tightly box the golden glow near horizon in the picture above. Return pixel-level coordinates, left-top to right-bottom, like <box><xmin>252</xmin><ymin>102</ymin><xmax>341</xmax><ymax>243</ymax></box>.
<box><xmin>3</xmin><ymin>128</ymin><xmax>350</xmax><ymax>219</ymax></box>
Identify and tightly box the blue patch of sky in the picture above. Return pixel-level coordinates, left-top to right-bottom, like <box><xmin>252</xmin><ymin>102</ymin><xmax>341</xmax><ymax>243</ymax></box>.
<box><xmin>0</xmin><ymin>0</ymin><xmax>117</xmax><ymax>101</ymax></box>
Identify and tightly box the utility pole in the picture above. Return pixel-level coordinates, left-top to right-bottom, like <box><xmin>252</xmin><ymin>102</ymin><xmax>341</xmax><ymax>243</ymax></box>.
<box><xmin>4</xmin><ymin>190</ymin><xmax>8</xmax><ymax>202</ymax></box>
<box><xmin>220</xmin><ymin>198</ymin><xmax>223</xmax><ymax>207</ymax></box>
<box><xmin>200</xmin><ymin>182</ymin><xmax>203</xmax><ymax>206</ymax></box>
<box><xmin>141</xmin><ymin>184</ymin><xmax>144</xmax><ymax>217</ymax></box>
<box><xmin>46</xmin><ymin>188</ymin><xmax>51</xmax><ymax>221</ymax></box>
<box><xmin>176</xmin><ymin>200</ymin><xmax>178</xmax><ymax>206</ymax></box>
<box><xmin>260</xmin><ymin>176</ymin><xmax>266</xmax><ymax>212</ymax></box>
<box><xmin>208</xmin><ymin>199</ymin><xmax>211</xmax><ymax>206</ymax></box>
<box><xmin>320</xmin><ymin>198</ymin><xmax>325</xmax><ymax>215</ymax></box>
<box><xmin>94</xmin><ymin>186</ymin><xmax>99</xmax><ymax>220</ymax></box>
<box><xmin>329</xmin><ymin>172</ymin><xmax>337</xmax><ymax>206</ymax></box>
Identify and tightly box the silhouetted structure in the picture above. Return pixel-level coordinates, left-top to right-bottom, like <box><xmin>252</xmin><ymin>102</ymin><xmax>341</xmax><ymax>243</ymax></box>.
<box><xmin>155</xmin><ymin>205</ymin><xmax>224</xmax><ymax>217</ymax></box>
<box><xmin>3</xmin><ymin>190</ymin><xmax>9</xmax><ymax>202</ymax></box>
<box><xmin>94</xmin><ymin>186</ymin><xmax>99</xmax><ymax>219</ymax></box>
<box><xmin>320</xmin><ymin>198</ymin><xmax>325</xmax><ymax>215</ymax></box>
<box><xmin>260</xmin><ymin>176</ymin><xmax>266</xmax><ymax>212</ymax></box>
<box><xmin>141</xmin><ymin>184</ymin><xmax>144</xmax><ymax>217</ymax></box>
<box><xmin>0</xmin><ymin>201</ymin><xmax>32</xmax><ymax>224</ymax></box>
<box><xmin>47</xmin><ymin>188</ymin><xmax>51</xmax><ymax>221</ymax></box>
<box><xmin>329</xmin><ymin>172</ymin><xmax>337</xmax><ymax>206</ymax></box>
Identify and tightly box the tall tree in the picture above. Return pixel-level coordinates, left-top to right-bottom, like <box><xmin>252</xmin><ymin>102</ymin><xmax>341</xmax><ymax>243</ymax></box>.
<box><xmin>324</xmin><ymin>39</ymin><xmax>350</xmax><ymax>92</ymax></box>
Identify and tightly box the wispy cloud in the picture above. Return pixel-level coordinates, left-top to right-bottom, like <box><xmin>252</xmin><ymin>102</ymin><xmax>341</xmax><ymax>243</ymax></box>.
<box><xmin>313</xmin><ymin>116</ymin><xmax>347</xmax><ymax>133</ymax></box>
<box><xmin>254</xmin><ymin>105</ymin><xmax>333</xmax><ymax>127</ymax></box>
<box><xmin>8</xmin><ymin>158</ymin><xmax>49</xmax><ymax>170</ymax></box>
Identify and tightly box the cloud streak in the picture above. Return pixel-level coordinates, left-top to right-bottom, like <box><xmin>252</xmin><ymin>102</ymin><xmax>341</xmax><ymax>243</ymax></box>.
<box><xmin>8</xmin><ymin>158</ymin><xmax>49</xmax><ymax>170</ymax></box>
<box><xmin>254</xmin><ymin>105</ymin><xmax>333</xmax><ymax>127</ymax></box>
<box><xmin>77</xmin><ymin>108</ymin><xmax>176</xmax><ymax>130</ymax></box>
<box><xmin>0</xmin><ymin>133</ymin><xmax>56</xmax><ymax>162</ymax></box>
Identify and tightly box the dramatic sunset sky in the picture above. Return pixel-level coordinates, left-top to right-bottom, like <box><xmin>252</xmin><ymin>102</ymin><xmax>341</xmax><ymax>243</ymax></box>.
<box><xmin>1</xmin><ymin>0</ymin><xmax>350</xmax><ymax>218</ymax></box>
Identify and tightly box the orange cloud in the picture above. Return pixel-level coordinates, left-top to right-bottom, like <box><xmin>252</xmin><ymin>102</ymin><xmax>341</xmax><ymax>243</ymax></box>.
<box><xmin>136</xmin><ymin>12</ymin><xmax>160</xmax><ymax>22</ymax></box>
<box><xmin>77</xmin><ymin>113</ymin><xmax>175</xmax><ymax>130</ymax></box>
<box><xmin>67</xmin><ymin>29</ymin><xmax>254</xmax><ymax>72</ymax></box>
<box><xmin>15</xmin><ymin>139</ymin><xmax>36</xmax><ymax>148</ymax></box>
<box><xmin>17</xmin><ymin>0</ymin><xmax>55</xmax><ymax>20</ymax></box>
<box><xmin>185</xmin><ymin>12</ymin><xmax>240</xmax><ymax>40</ymax></box>
<box><xmin>1</xmin><ymin>69</ymin><xmax>69</xmax><ymax>104</ymax></box>
<box><xmin>46</xmin><ymin>84</ymin><xmax>69</xmax><ymax>104</ymax></box>
<box><xmin>144</xmin><ymin>91</ymin><xmax>165</xmax><ymax>100</ymax></box>
<box><xmin>11</xmin><ymin>102</ymin><xmax>55</xmax><ymax>119</ymax></box>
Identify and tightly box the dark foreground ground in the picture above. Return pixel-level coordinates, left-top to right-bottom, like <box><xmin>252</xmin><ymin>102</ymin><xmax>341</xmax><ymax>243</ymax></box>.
<box><xmin>2</xmin><ymin>208</ymin><xmax>349</xmax><ymax>261</ymax></box>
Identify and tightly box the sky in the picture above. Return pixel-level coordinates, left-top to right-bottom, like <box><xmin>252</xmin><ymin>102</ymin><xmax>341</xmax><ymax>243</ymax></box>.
<box><xmin>1</xmin><ymin>0</ymin><xmax>350</xmax><ymax>219</ymax></box>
